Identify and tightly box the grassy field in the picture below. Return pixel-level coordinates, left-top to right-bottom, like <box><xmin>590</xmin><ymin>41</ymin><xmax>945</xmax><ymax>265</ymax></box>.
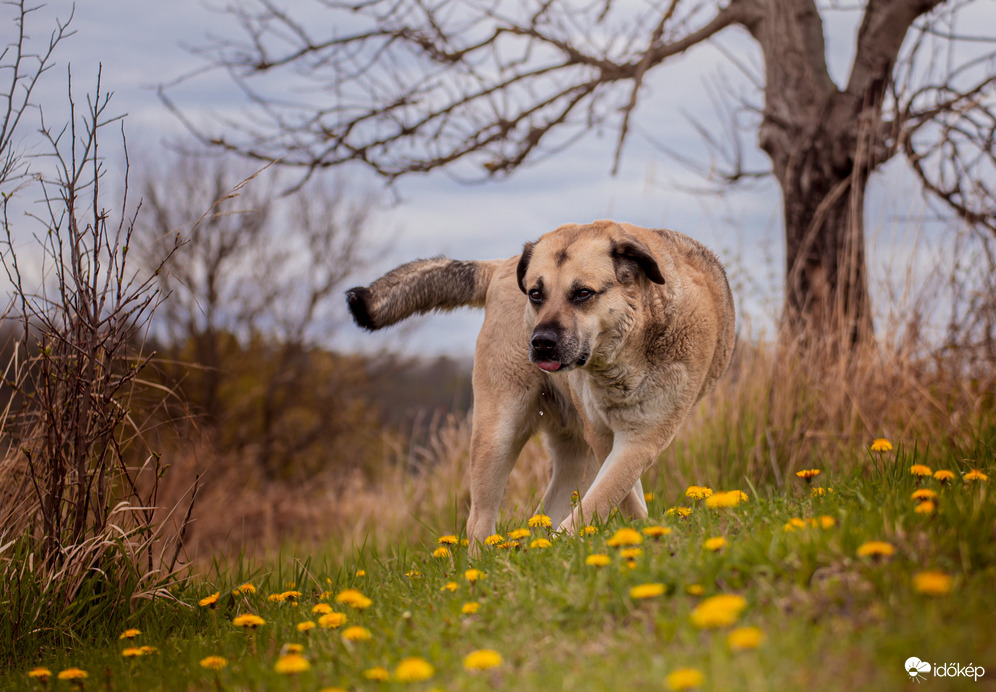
<box><xmin>6</xmin><ymin>439</ymin><xmax>994</xmax><ymax>691</ymax></box>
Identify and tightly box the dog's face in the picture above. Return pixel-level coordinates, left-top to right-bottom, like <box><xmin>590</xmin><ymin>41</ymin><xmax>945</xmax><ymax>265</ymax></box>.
<box><xmin>516</xmin><ymin>223</ymin><xmax>665</xmax><ymax>372</ymax></box>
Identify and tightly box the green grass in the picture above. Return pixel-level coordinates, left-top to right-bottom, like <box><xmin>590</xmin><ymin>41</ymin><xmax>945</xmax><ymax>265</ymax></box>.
<box><xmin>4</xmin><ymin>442</ymin><xmax>995</xmax><ymax>691</ymax></box>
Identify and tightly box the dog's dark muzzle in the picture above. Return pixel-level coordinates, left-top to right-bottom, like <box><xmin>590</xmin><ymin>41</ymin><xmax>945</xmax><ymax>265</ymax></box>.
<box><xmin>529</xmin><ymin>324</ymin><xmax>588</xmax><ymax>372</ymax></box>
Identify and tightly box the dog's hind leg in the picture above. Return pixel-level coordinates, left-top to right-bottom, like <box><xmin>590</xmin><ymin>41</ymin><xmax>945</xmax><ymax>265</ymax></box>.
<box><xmin>620</xmin><ymin>478</ymin><xmax>649</xmax><ymax>520</ymax></box>
<box><xmin>537</xmin><ymin>431</ymin><xmax>600</xmax><ymax>528</ymax></box>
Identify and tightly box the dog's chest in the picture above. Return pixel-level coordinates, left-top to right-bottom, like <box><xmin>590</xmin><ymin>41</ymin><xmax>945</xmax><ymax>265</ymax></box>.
<box><xmin>570</xmin><ymin>368</ymin><xmax>649</xmax><ymax>433</ymax></box>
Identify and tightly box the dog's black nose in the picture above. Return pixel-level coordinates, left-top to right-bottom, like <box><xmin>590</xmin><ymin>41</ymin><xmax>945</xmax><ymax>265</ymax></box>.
<box><xmin>530</xmin><ymin>328</ymin><xmax>558</xmax><ymax>355</ymax></box>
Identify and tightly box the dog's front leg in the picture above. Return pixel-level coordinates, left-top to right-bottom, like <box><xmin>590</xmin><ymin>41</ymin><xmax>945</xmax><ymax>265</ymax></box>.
<box><xmin>559</xmin><ymin>432</ymin><xmax>657</xmax><ymax>533</ymax></box>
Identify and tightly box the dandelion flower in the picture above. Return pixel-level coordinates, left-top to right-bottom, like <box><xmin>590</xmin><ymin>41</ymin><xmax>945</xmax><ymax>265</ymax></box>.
<box><xmin>441</xmin><ymin>581</ymin><xmax>458</xmax><ymax>592</ymax></box>
<box><xmin>28</xmin><ymin>668</ymin><xmax>52</xmax><ymax>681</ymax></box>
<box><xmin>297</xmin><ymin>621</ymin><xmax>316</xmax><ymax>632</ymax></box>
<box><xmin>282</xmin><ymin>643</ymin><xmax>305</xmax><ymax>655</ymax></box>
<box><xmin>530</xmin><ymin>538</ymin><xmax>552</xmax><ymax>549</ymax></box>
<box><xmin>334</xmin><ymin>589</ymin><xmax>372</xmax><ymax>609</ymax></box>
<box><xmin>312</xmin><ymin>603</ymin><xmax>333</xmax><ymax>615</ymax></box>
<box><xmin>684</xmin><ymin>485</ymin><xmax>714</xmax><ymax>500</ymax></box>
<box><xmin>703</xmin><ymin>536</ymin><xmax>727</xmax><ymax>552</ymax></box>
<box><xmin>644</xmin><ymin>492</ymin><xmax>654</xmax><ymax>502</ymax></box>
<box><xmin>464</xmin><ymin>569</ymin><xmax>485</xmax><ymax>584</ymax></box>
<box><xmin>585</xmin><ymin>554</ymin><xmax>611</xmax><ymax>567</ymax></box>
<box><xmin>666</xmin><ymin>507</ymin><xmax>692</xmax><ymax>518</ymax></box>
<box><xmin>394</xmin><ymin>657</ymin><xmax>435</xmax><ymax>683</ymax></box>
<box><xmin>914</xmin><ymin>500</ymin><xmax>936</xmax><ymax>515</ymax></box>
<box><xmin>910</xmin><ymin>464</ymin><xmax>932</xmax><ymax>477</ymax></box>
<box><xmin>432</xmin><ymin>547</ymin><xmax>451</xmax><ymax>558</ymax></box>
<box><xmin>686</xmin><ymin>584</ymin><xmax>705</xmax><ymax>596</ymax></box>
<box><xmin>933</xmin><ymin>470</ymin><xmax>955</xmax><ymax>483</ymax></box>
<box><xmin>437</xmin><ymin>534</ymin><xmax>458</xmax><ymax>545</ymax></box>
<box><xmin>507</xmin><ymin>528</ymin><xmax>531</xmax><ymax>540</ymax></box>
<box><xmin>484</xmin><ymin>533</ymin><xmax>505</xmax><ymax>546</ymax></box>
<box><xmin>363</xmin><ymin>667</ymin><xmax>390</xmax><ymax>681</ymax></box>
<box><xmin>464</xmin><ymin>649</ymin><xmax>503</xmax><ymax>671</ymax></box>
<box><xmin>57</xmin><ymin>669</ymin><xmax>88</xmax><ymax>681</ymax></box>
<box><xmin>629</xmin><ymin>583</ymin><xmax>665</xmax><ymax>600</ymax></box>
<box><xmin>528</xmin><ymin>514</ymin><xmax>553</xmax><ymax>528</ymax></box>
<box><xmin>199</xmin><ymin>656</ymin><xmax>227</xmax><ymax>671</ymax></box>
<box><xmin>642</xmin><ymin>526</ymin><xmax>672</xmax><ymax>538</ymax></box>
<box><xmin>690</xmin><ymin>594</ymin><xmax>747</xmax><ymax>629</ymax></box>
<box><xmin>607</xmin><ymin>528</ymin><xmax>644</xmax><ymax>547</ymax></box>
<box><xmin>274</xmin><ymin>653</ymin><xmax>310</xmax><ymax>674</ymax></box>
<box><xmin>912</xmin><ymin>489</ymin><xmax>937</xmax><ymax>502</ymax></box>
<box><xmin>705</xmin><ymin>490</ymin><xmax>748</xmax><ymax>508</ymax></box>
<box><xmin>119</xmin><ymin>628</ymin><xmax>141</xmax><ymax>640</ymax></box>
<box><xmin>783</xmin><ymin>518</ymin><xmax>807</xmax><ymax>532</ymax></box>
<box><xmin>870</xmin><ymin>438</ymin><xmax>893</xmax><ymax>452</ymax></box>
<box><xmin>405</xmin><ymin>569</ymin><xmax>422</xmax><ymax>578</ymax></box>
<box><xmin>795</xmin><ymin>469</ymin><xmax>820</xmax><ymax>481</ymax></box>
<box><xmin>582</xmin><ymin>525</ymin><xmax>599</xmax><ymax>535</ymax></box>
<box><xmin>461</xmin><ymin>602</ymin><xmax>480</xmax><ymax>614</ymax></box>
<box><xmin>122</xmin><ymin>647</ymin><xmax>145</xmax><ymax>658</ymax></box>
<box><xmin>232</xmin><ymin>582</ymin><xmax>256</xmax><ymax>595</ymax></box>
<box><xmin>267</xmin><ymin>593</ymin><xmax>286</xmax><ymax>603</ymax></box>
<box><xmin>817</xmin><ymin>515</ymin><xmax>836</xmax><ymax>529</ymax></box>
<box><xmin>666</xmin><ymin>667</ymin><xmax>705</xmax><ymax>690</ymax></box>
<box><xmin>727</xmin><ymin>626</ymin><xmax>764</xmax><ymax>651</ymax></box>
<box><xmin>964</xmin><ymin>469</ymin><xmax>989</xmax><ymax>482</ymax></box>
<box><xmin>318</xmin><ymin>612</ymin><xmax>348</xmax><ymax>629</ymax></box>
<box><xmin>620</xmin><ymin>547</ymin><xmax>643</xmax><ymax>559</ymax></box>
<box><xmin>280</xmin><ymin>590</ymin><xmax>301</xmax><ymax>603</ymax></box>
<box><xmin>856</xmin><ymin>541</ymin><xmax>895</xmax><ymax>558</ymax></box>
<box><xmin>342</xmin><ymin>626</ymin><xmax>372</xmax><ymax>642</ymax></box>
<box><xmin>912</xmin><ymin>571</ymin><xmax>953</xmax><ymax>596</ymax></box>
<box><xmin>811</xmin><ymin>486</ymin><xmax>834</xmax><ymax>497</ymax></box>
<box><xmin>355</xmin><ymin>569</ymin><xmax>366</xmax><ymax>577</ymax></box>
<box><xmin>199</xmin><ymin>592</ymin><xmax>220</xmax><ymax>607</ymax></box>
<box><xmin>232</xmin><ymin>614</ymin><xmax>265</xmax><ymax>629</ymax></box>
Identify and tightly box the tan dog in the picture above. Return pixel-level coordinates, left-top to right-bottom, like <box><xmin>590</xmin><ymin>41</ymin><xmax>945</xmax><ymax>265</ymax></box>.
<box><xmin>346</xmin><ymin>220</ymin><xmax>735</xmax><ymax>547</ymax></box>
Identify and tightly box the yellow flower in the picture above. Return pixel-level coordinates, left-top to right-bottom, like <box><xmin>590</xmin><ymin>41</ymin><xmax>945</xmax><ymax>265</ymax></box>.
<box><xmin>629</xmin><ymin>583</ymin><xmax>665</xmax><ymax>600</ymax></box>
<box><xmin>312</xmin><ymin>603</ymin><xmax>333</xmax><ymax>615</ymax></box>
<box><xmin>274</xmin><ymin>653</ymin><xmax>310</xmax><ymax>674</ymax></box>
<box><xmin>232</xmin><ymin>582</ymin><xmax>256</xmax><ymax>595</ymax></box>
<box><xmin>282</xmin><ymin>643</ymin><xmax>305</xmax><ymax>655</ymax></box>
<box><xmin>870</xmin><ymin>438</ymin><xmax>893</xmax><ymax>452</ymax></box>
<box><xmin>783</xmin><ymin>517</ymin><xmax>807</xmax><ymax>532</ymax></box>
<box><xmin>705</xmin><ymin>490</ymin><xmax>748</xmax><ymax>508</ymax></box>
<box><xmin>432</xmin><ymin>547</ymin><xmax>451</xmax><ymax>558</ymax></box>
<box><xmin>933</xmin><ymin>470</ymin><xmax>956</xmax><ymax>483</ymax></box>
<box><xmin>816</xmin><ymin>515</ymin><xmax>836</xmax><ymax>529</ymax></box>
<box><xmin>334</xmin><ymin>589</ymin><xmax>372</xmax><ymax>609</ymax></box>
<box><xmin>620</xmin><ymin>547</ymin><xmax>643</xmax><ymax>559</ymax></box>
<box><xmin>857</xmin><ymin>541</ymin><xmax>895</xmax><ymax>558</ymax></box>
<box><xmin>585</xmin><ymin>553</ymin><xmax>611</xmax><ymax>567</ymax></box>
<box><xmin>437</xmin><ymin>534</ymin><xmax>458</xmax><ymax>545</ymax></box>
<box><xmin>232</xmin><ymin>613</ymin><xmax>265</xmax><ymax>629</ymax></box>
<box><xmin>644</xmin><ymin>492</ymin><xmax>654</xmax><ymax>502</ymax></box>
<box><xmin>912</xmin><ymin>489</ymin><xmax>937</xmax><ymax>502</ymax></box>
<box><xmin>811</xmin><ymin>486</ymin><xmax>834</xmax><ymax>497</ymax></box>
<box><xmin>199</xmin><ymin>591</ymin><xmax>220</xmax><ymax>607</ymax></box>
<box><xmin>57</xmin><ymin>669</ymin><xmax>88</xmax><ymax>681</ymax></box>
<box><xmin>507</xmin><ymin>528</ymin><xmax>531</xmax><ymax>540</ymax></box>
<box><xmin>28</xmin><ymin>668</ymin><xmax>52</xmax><ymax>681</ymax></box>
<box><xmin>394</xmin><ymin>656</ymin><xmax>435</xmax><ymax>683</ymax></box>
<box><xmin>914</xmin><ymin>500</ymin><xmax>936</xmax><ymax>515</ymax></box>
<box><xmin>641</xmin><ymin>525</ymin><xmax>672</xmax><ymax>538</ymax></box>
<box><xmin>355</xmin><ymin>569</ymin><xmax>366</xmax><ymax>577</ymax></box>
<box><xmin>666</xmin><ymin>507</ymin><xmax>692</xmax><ymax>518</ymax></box>
<box><xmin>280</xmin><ymin>590</ymin><xmax>301</xmax><ymax>603</ymax></box>
<box><xmin>138</xmin><ymin>646</ymin><xmax>158</xmax><ymax>655</ymax></box>
<box><xmin>267</xmin><ymin>593</ymin><xmax>286</xmax><ymax>603</ymax></box>
<box><xmin>582</xmin><ymin>525</ymin><xmax>599</xmax><ymax>535</ymax></box>
<box><xmin>484</xmin><ymin>534</ymin><xmax>505</xmax><ymax>546</ymax></box>
<box><xmin>464</xmin><ymin>569</ymin><xmax>485</xmax><ymax>583</ymax></box>
<box><xmin>297</xmin><ymin>621</ymin><xmax>316</xmax><ymax>632</ymax></box>
<box><xmin>122</xmin><ymin>647</ymin><xmax>145</xmax><ymax>658</ymax></box>
<box><xmin>318</xmin><ymin>612</ymin><xmax>348</xmax><ymax>629</ymax></box>
<box><xmin>910</xmin><ymin>464</ymin><xmax>932</xmax><ymax>477</ymax></box>
<box><xmin>441</xmin><ymin>581</ymin><xmax>458</xmax><ymax>592</ymax></box>
<box><xmin>727</xmin><ymin>626</ymin><xmax>764</xmax><ymax>651</ymax></box>
<box><xmin>703</xmin><ymin>536</ymin><xmax>727</xmax><ymax>551</ymax></box>
<box><xmin>405</xmin><ymin>569</ymin><xmax>422</xmax><ymax>578</ymax></box>
<box><xmin>964</xmin><ymin>469</ymin><xmax>989</xmax><ymax>482</ymax></box>
<box><xmin>795</xmin><ymin>469</ymin><xmax>820</xmax><ymax>481</ymax></box>
<box><xmin>464</xmin><ymin>649</ymin><xmax>503</xmax><ymax>670</ymax></box>
<box><xmin>690</xmin><ymin>594</ymin><xmax>747</xmax><ymax>629</ymax></box>
<box><xmin>912</xmin><ymin>571</ymin><xmax>953</xmax><ymax>596</ymax></box>
<box><xmin>607</xmin><ymin>528</ymin><xmax>644</xmax><ymax>547</ymax></box>
<box><xmin>528</xmin><ymin>513</ymin><xmax>553</xmax><ymax>528</ymax></box>
<box><xmin>342</xmin><ymin>626</ymin><xmax>372</xmax><ymax>641</ymax></box>
<box><xmin>530</xmin><ymin>538</ymin><xmax>552</xmax><ymax>549</ymax></box>
<box><xmin>686</xmin><ymin>584</ymin><xmax>705</xmax><ymax>596</ymax></box>
<box><xmin>461</xmin><ymin>601</ymin><xmax>480</xmax><ymax>614</ymax></box>
<box><xmin>666</xmin><ymin>667</ymin><xmax>705</xmax><ymax>690</ymax></box>
<box><xmin>684</xmin><ymin>485</ymin><xmax>714</xmax><ymax>500</ymax></box>
<box><xmin>199</xmin><ymin>656</ymin><xmax>227</xmax><ymax>671</ymax></box>
<box><xmin>119</xmin><ymin>628</ymin><xmax>141</xmax><ymax>640</ymax></box>
<box><xmin>363</xmin><ymin>667</ymin><xmax>390</xmax><ymax>681</ymax></box>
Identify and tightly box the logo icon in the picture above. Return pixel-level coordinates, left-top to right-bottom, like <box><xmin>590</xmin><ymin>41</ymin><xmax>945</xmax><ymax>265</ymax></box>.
<box><xmin>906</xmin><ymin>657</ymin><xmax>931</xmax><ymax>683</ymax></box>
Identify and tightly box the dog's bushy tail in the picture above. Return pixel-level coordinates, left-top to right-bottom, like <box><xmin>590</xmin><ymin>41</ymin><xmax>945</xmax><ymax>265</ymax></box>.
<box><xmin>346</xmin><ymin>257</ymin><xmax>501</xmax><ymax>330</ymax></box>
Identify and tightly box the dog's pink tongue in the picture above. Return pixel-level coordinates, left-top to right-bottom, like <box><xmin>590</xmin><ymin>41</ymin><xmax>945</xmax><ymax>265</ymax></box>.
<box><xmin>537</xmin><ymin>361</ymin><xmax>561</xmax><ymax>372</ymax></box>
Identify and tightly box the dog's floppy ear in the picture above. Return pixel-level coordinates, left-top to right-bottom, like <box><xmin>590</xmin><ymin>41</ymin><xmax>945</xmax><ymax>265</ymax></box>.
<box><xmin>516</xmin><ymin>241</ymin><xmax>535</xmax><ymax>294</ymax></box>
<box><xmin>611</xmin><ymin>235</ymin><xmax>665</xmax><ymax>285</ymax></box>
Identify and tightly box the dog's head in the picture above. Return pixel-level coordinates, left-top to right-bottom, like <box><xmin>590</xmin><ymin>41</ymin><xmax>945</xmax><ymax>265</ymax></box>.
<box><xmin>516</xmin><ymin>221</ymin><xmax>665</xmax><ymax>373</ymax></box>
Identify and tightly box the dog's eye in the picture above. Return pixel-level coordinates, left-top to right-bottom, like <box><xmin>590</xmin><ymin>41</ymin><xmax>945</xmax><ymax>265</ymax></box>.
<box><xmin>528</xmin><ymin>288</ymin><xmax>543</xmax><ymax>304</ymax></box>
<box><xmin>572</xmin><ymin>288</ymin><xmax>595</xmax><ymax>304</ymax></box>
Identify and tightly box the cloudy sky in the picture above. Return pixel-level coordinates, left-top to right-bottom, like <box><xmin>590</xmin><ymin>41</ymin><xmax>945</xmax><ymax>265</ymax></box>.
<box><xmin>14</xmin><ymin>1</ymin><xmax>990</xmax><ymax>357</ymax></box>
